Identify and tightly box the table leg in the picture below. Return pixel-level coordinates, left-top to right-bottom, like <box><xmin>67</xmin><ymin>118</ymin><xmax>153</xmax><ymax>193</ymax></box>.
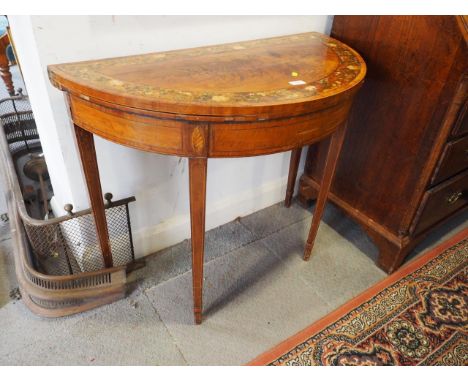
<box><xmin>285</xmin><ymin>147</ymin><xmax>302</xmax><ymax>207</ymax></box>
<box><xmin>189</xmin><ymin>157</ymin><xmax>207</xmax><ymax>324</ymax></box>
<box><xmin>304</xmin><ymin>123</ymin><xmax>347</xmax><ymax>261</ymax></box>
<box><xmin>74</xmin><ymin>124</ymin><xmax>113</xmax><ymax>268</ymax></box>
<box><xmin>0</xmin><ymin>53</ymin><xmax>14</xmax><ymax>96</ymax></box>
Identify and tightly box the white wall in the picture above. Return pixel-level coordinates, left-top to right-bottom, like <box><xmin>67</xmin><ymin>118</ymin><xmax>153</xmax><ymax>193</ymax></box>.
<box><xmin>8</xmin><ymin>16</ymin><xmax>332</xmax><ymax>257</ymax></box>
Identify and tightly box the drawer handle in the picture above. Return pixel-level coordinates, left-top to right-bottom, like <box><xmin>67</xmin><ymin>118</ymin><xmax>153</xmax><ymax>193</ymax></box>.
<box><xmin>446</xmin><ymin>191</ymin><xmax>463</xmax><ymax>205</ymax></box>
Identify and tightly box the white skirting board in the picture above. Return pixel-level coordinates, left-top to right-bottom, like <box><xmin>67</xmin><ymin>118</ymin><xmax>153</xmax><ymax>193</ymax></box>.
<box><xmin>132</xmin><ymin>176</ymin><xmax>290</xmax><ymax>258</ymax></box>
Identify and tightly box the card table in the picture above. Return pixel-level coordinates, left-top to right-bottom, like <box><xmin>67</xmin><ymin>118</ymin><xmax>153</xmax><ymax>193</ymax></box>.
<box><xmin>48</xmin><ymin>32</ymin><xmax>366</xmax><ymax>324</ymax></box>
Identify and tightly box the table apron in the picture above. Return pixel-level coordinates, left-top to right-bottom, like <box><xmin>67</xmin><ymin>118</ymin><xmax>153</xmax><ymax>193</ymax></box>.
<box><xmin>67</xmin><ymin>93</ymin><xmax>352</xmax><ymax>158</ymax></box>
<box><xmin>208</xmin><ymin>101</ymin><xmax>351</xmax><ymax>157</ymax></box>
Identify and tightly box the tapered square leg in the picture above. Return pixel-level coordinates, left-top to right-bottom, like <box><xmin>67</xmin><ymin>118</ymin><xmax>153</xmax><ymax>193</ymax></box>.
<box><xmin>189</xmin><ymin>157</ymin><xmax>207</xmax><ymax>324</ymax></box>
<box><xmin>304</xmin><ymin>124</ymin><xmax>347</xmax><ymax>260</ymax></box>
<box><xmin>0</xmin><ymin>34</ymin><xmax>14</xmax><ymax>96</ymax></box>
<box><xmin>74</xmin><ymin>124</ymin><xmax>113</xmax><ymax>268</ymax></box>
<box><xmin>285</xmin><ymin>147</ymin><xmax>302</xmax><ymax>207</ymax></box>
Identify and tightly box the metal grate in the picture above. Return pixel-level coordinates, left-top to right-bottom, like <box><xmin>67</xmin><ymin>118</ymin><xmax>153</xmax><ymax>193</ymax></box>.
<box><xmin>1</xmin><ymin>93</ymin><xmax>137</xmax><ymax>277</ymax></box>
<box><xmin>0</xmin><ymin>93</ymin><xmax>131</xmax><ymax>317</ymax></box>
<box><xmin>29</xmin><ymin>296</ymin><xmax>84</xmax><ymax>309</ymax></box>
<box><xmin>0</xmin><ymin>96</ymin><xmax>32</xmax><ymax>114</ymax></box>
<box><xmin>0</xmin><ymin>95</ymin><xmax>39</xmax><ymax>155</ymax></box>
<box><xmin>23</xmin><ymin>200</ymin><xmax>136</xmax><ymax>276</ymax></box>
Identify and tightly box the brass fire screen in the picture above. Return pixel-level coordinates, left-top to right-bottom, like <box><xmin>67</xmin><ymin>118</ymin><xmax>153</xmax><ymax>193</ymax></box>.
<box><xmin>24</xmin><ymin>198</ymin><xmax>136</xmax><ymax>276</ymax></box>
<box><xmin>0</xmin><ymin>93</ymin><xmax>137</xmax><ymax>317</ymax></box>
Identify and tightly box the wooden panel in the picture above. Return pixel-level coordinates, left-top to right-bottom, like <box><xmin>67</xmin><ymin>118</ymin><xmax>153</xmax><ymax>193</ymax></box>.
<box><xmin>48</xmin><ymin>32</ymin><xmax>366</xmax><ymax>118</ymax></box>
<box><xmin>431</xmin><ymin>134</ymin><xmax>468</xmax><ymax>185</ymax></box>
<box><xmin>305</xmin><ymin>16</ymin><xmax>467</xmax><ymax>235</ymax></box>
<box><xmin>209</xmin><ymin>101</ymin><xmax>352</xmax><ymax>157</ymax></box>
<box><xmin>451</xmin><ymin>99</ymin><xmax>468</xmax><ymax>138</ymax></box>
<box><xmin>69</xmin><ymin>94</ymin><xmax>206</xmax><ymax>157</ymax></box>
<box><xmin>299</xmin><ymin>16</ymin><xmax>467</xmax><ymax>274</ymax></box>
<box><xmin>414</xmin><ymin>169</ymin><xmax>468</xmax><ymax>235</ymax></box>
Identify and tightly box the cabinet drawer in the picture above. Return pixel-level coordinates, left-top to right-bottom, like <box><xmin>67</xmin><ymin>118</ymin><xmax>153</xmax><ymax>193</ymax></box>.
<box><xmin>431</xmin><ymin>134</ymin><xmax>468</xmax><ymax>185</ymax></box>
<box><xmin>414</xmin><ymin>169</ymin><xmax>468</xmax><ymax>235</ymax></box>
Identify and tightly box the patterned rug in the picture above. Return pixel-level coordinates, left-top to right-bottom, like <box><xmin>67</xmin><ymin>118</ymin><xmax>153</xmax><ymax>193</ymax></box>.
<box><xmin>249</xmin><ymin>228</ymin><xmax>468</xmax><ymax>366</ymax></box>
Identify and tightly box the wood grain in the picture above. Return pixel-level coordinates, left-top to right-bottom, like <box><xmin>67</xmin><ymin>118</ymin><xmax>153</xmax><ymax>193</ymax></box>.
<box><xmin>49</xmin><ymin>32</ymin><xmax>366</xmax><ymax>323</ymax></box>
<box><xmin>189</xmin><ymin>157</ymin><xmax>207</xmax><ymax>324</ymax></box>
<box><xmin>430</xmin><ymin>134</ymin><xmax>468</xmax><ymax>185</ymax></box>
<box><xmin>285</xmin><ymin>148</ymin><xmax>303</xmax><ymax>207</ymax></box>
<box><xmin>74</xmin><ymin>124</ymin><xmax>113</xmax><ymax>268</ymax></box>
<box><xmin>304</xmin><ymin>123</ymin><xmax>347</xmax><ymax>260</ymax></box>
<box><xmin>299</xmin><ymin>16</ymin><xmax>468</xmax><ymax>273</ymax></box>
<box><xmin>48</xmin><ymin>32</ymin><xmax>365</xmax><ymax>119</ymax></box>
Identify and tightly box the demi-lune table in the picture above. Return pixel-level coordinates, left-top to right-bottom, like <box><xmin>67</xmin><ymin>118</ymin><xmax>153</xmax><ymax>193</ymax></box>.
<box><xmin>48</xmin><ymin>32</ymin><xmax>366</xmax><ymax>324</ymax></box>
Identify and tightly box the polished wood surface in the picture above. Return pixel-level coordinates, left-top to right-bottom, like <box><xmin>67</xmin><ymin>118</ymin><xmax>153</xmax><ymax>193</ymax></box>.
<box><xmin>304</xmin><ymin>122</ymin><xmax>347</xmax><ymax>260</ymax></box>
<box><xmin>414</xmin><ymin>169</ymin><xmax>468</xmax><ymax>235</ymax></box>
<box><xmin>451</xmin><ymin>99</ymin><xmax>467</xmax><ymax>138</ymax></box>
<box><xmin>430</xmin><ymin>134</ymin><xmax>468</xmax><ymax>185</ymax></box>
<box><xmin>49</xmin><ymin>32</ymin><xmax>365</xmax><ymax>118</ymax></box>
<box><xmin>299</xmin><ymin>16</ymin><xmax>468</xmax><ymax>274</ymax></box>
<box><xmin>285</xmin><ymin>148</ymin><xmax>302</xmax><ymax>207</ymax></box>
<box><xmin>49</xmin><ymin>32</ymin><xmax>366</xmax><ymax>323</ymax></box>
<box><xmin>73</xmin><ymin>124</ymin><xmax>113</xmax><ymax>268</ymax></box>
<box><xmin>189</xmin><ymin>158</ymin><xmax>207</xmax><ymax>325</ymax></box>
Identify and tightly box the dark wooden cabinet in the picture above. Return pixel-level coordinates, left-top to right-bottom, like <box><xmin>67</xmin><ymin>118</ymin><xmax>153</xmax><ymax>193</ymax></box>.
<box><xmin>298</xmin><ymin>16</ymin><xmax>468</xmax><ymax>273</ymax></box>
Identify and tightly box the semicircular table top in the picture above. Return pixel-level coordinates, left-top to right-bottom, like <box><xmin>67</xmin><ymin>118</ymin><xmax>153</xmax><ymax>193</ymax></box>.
<box><xmin>48</xmin><ymin>32</ymin><xmax>366</xmax><ymax>118</ymax></box>
<box><xmin>47</xmin><ymin>31</ymin><xmax>367</xmax><ymax>325</ymax></box>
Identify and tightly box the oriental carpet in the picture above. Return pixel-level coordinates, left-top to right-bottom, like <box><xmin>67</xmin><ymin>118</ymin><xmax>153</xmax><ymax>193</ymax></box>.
<box><xmin>249</xmin><ymin>228</ymin><xmax>468</xmax><ymax>366</ymax></box>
